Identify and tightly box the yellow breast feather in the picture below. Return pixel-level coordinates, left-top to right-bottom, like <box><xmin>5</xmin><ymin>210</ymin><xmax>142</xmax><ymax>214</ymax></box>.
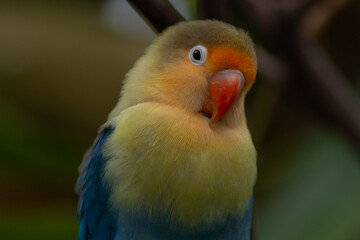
<box><xmin>103</xmin><ymin>102</ymin><xmax>256</xmax><ymax>228</ymax></box>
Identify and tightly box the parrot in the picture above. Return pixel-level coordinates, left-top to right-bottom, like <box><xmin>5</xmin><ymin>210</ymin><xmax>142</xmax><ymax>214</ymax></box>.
<box><xmin>76</xmin><ymin>20</ymin><xmax>257</xmax><ymax>240</ymax></box>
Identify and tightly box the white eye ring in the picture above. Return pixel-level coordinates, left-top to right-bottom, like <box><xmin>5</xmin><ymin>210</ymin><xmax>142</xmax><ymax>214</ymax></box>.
<box><xmin>189</xmin><ymin>45</ymin><xmax>207</xmax><ymax>66</ymax></box>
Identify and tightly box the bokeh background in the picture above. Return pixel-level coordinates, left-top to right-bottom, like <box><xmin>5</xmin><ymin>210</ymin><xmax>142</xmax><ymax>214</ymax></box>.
<box><xmin>0</xmin><ymin>0</ymin><xmax>359</xmax><ymax>239</ymax></box>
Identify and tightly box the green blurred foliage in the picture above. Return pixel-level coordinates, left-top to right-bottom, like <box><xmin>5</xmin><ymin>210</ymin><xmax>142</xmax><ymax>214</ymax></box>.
<box><xmin>0</xmin><ymin>0</ymin><xmax>359</xmax><ymax>240</ymax></box>
<box><xmin>0</xmin><ymin>204</ymin><xmax>77</xmax><ymax>240</ymax></box>
<box><xmin>256</xmin><ymin>125</ymin><xmax>360</xmax><ymax>240</ymax></box>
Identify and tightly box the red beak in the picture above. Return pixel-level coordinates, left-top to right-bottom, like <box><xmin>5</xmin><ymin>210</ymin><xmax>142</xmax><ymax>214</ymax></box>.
<box><xmin>202</xmin><ymin>70</ymin><xmax>244</xmax><ymax>125</ymax></box>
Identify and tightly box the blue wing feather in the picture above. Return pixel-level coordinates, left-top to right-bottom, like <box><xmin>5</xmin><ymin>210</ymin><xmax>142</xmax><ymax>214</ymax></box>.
<box><xmin>76</xmin><ymin>127</ymin><xmax>116</xmax><ymax>240</ymax></box>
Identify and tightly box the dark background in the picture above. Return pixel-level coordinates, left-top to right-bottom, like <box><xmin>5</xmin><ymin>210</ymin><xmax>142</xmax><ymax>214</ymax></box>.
<box><xmin>0</xmin><ymin>0</ymin><xmax>359</xmax><ymax>239</ymax></box>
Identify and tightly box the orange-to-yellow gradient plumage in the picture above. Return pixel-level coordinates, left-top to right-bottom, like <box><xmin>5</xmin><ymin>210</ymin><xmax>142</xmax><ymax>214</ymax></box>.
<box><xmin>77</xmin><ymin>20</ymin><xmax>257</xmax><ymax>240</ymax></box>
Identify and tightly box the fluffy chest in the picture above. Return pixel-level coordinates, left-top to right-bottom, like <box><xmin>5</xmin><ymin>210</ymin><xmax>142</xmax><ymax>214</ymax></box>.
<box><xmin>103</xmin><ymin>103</ymin><xmax>256</xmax><ymax>227</ymax></box>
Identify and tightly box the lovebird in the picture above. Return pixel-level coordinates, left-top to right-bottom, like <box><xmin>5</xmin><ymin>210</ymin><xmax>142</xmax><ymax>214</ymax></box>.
<box><xmin>76</xmin><ymin>20</ymin><xmax>257</xmax><ymax>240</ymax></box>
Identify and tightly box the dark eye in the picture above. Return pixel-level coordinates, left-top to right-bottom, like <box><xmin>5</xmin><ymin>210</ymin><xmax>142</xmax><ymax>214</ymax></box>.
<box><xmin>189</xmin><ymin>45</ymin><xmax>207</xmax><ymax>65</ymax></box>
<box><xmin>193</xmin><ymin>50</ymin><xmax>201</xmax><ymax>60</ymax></box>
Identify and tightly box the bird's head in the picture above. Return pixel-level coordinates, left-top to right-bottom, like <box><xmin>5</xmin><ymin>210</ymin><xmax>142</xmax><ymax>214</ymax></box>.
<box><xmin>110</xmin><ymin>20</ymin><xmax>256</xmax><ymax>128</ymax></box>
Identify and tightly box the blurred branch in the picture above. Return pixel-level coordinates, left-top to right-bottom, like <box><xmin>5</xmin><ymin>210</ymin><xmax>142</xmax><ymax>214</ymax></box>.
<box><xmin>299</xmin><ymin>0</ymin><xmax>353</xmax><ymax>39</ymax></box>
<box><xmin>296</xmin><ymin>40</ymin><xmax>360</xmax><ymax>146</ymax></box>
<box><xmin>284</xmin><ymin>0</ymin><xmax>319</xmax><ymax>22</ymax></box>
<box><xmin>255</xmin><ymin>45</ymin><xmax>289</xmax><ymax>86</ymax></box>
<box><xmin>126</xmin><ymin>0</ymin><xmax>185</xmax><ymax>33</ymax></box>
<box><xmin>197</xmin><ymin>0</ymin><xmax>229</xmax><ymax>22</ymax></box>
<box><xmin>233</xmin><ymin>0</ymin><xmax>360</xmax><ymax>152</ymax></box>
<box><xmin>232</xmin><ymin>0</ymin><xmax>282</xmax><ymax>45</ymax></box>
